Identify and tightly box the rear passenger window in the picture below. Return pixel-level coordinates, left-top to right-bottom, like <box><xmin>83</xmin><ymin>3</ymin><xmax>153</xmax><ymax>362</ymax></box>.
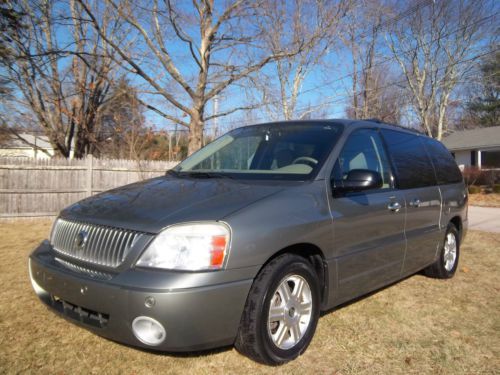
<box><xmin>332</xmin><ymin>129</ymin><xmax>393</xmax><ymax>189</ymax></box>
<box><xmin>423</xmin><ymin>138</ymin><xmax>463</xmax><ymax>184</ymax></box>
<box><xmin>380</xmin><ymin>129</ymin><xmax>436</xmax><ymax>189</ymax></box>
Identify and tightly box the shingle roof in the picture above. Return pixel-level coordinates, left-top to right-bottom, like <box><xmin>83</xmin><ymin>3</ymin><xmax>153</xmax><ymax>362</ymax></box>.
<box><xmin>442</xmin><ymin>126</ymin><xmax>500</xmax><ymax>151</ymax></box>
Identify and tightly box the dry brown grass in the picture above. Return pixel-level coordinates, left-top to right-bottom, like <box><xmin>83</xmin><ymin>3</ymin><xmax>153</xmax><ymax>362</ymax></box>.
<box><xmin>0</xmin><ymin>220</ymin><xmax>499</xmax><ymax>374</ymax></box>
<box><xmin>469</xmin><ymin>193</ymin><xmax>500</xmax><ymax>208</ymax></box>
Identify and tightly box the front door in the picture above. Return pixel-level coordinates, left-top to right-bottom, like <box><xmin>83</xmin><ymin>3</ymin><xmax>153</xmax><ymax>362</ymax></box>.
<box><xmin>329</xmin><ymin>128</ymin><xmax>406</xmax><ymax>303</ymax></box>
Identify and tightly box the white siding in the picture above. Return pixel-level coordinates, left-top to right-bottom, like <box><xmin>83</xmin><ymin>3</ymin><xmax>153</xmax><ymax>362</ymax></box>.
<box><xmin>0</xmin><ymin>147</ymin><xmax>54</xmax><ymax>159</ymax></box>
<box><xmin>454</xmin><ymin>150</ymin><xmax>471</xmax><ymax>169</ymax></box>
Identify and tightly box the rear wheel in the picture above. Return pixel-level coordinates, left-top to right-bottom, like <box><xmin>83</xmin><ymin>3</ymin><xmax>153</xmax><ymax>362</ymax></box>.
<box><xmin>424</xmin><ymin>223</ymin><xmax>460</xmax><ymax>279</ymax></box>
<box><xmin>235</xmin><ymin>254</ymin><xmax>320</xmax><ymax>365</ymax></box>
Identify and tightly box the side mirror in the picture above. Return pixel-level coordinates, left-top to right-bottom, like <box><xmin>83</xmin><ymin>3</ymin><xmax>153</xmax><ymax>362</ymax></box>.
<box><xmin>333</xmin><ymin>169</ymin><xmax>383</xmax><ymax>195</ymax></box>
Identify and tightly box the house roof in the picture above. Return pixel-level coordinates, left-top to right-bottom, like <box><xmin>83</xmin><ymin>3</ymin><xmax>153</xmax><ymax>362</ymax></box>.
<box><xmin>2</xmin><ymin>133</ymin><xmax>53</xmax><ymax>150</ymax></box>
<box><xmin>442</xmin><ymin>126</ymin><xmax>500</xmax><ymax>151</ymax></box>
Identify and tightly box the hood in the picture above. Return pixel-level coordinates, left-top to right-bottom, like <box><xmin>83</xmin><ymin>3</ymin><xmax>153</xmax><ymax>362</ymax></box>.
<box><xmin>61</xmin><ymin>175</ymin><xmax>285</xmax><ymax>233</ymax></box>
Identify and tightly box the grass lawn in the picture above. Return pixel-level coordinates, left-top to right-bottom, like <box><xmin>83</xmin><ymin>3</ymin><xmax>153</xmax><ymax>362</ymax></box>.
<box><xmin>0</xmin><ymin>220</ymin><xmax>499</xmax><ymax>374</ymax></box>
<box><xmin>469</xmin><ymin>193</ymin><xmax>500</xmax><ymax>208</ymax></box>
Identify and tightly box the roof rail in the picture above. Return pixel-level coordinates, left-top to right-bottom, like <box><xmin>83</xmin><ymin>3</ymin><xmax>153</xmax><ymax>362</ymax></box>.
<box><xmin>364</xmin><ymin>118</ymin><xmax>382</xmax><ymax>123</ymax></box>
<box><xmin>361</xmin><ymin>118</ymin><xmax>426</xmax><ymax>135</ymax></box>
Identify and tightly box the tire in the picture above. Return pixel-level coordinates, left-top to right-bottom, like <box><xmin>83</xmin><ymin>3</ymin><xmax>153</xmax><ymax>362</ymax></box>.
<box><xmin>424</xmin><ymin>223</ymin><xmax>460</xmax><ymax>279</ymax></box>
<box><xmin>235</xmin><ymin>253</ymin><xmax>320</xmax><ymax>365</ymax></box>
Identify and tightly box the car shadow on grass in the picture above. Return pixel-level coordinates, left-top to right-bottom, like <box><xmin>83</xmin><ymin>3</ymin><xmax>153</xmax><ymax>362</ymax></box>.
<box><xmin>101</xmin><ymin>273</ymin><xmax>430</xmax><ymax>359</ymax></box>
<box><xmin>320</xmin><ymin>271</ymin><xmax>427</xmax><ymax>317</ymax></box>
<box><xmin>99</xmin><ymin>335</ymin><xmax>235</xmax><ymax>359</ymax></box>
<box><xmin>98</xmin><ymin>272</ymin><xmax>435</xmax><ymax>360</ymax></box>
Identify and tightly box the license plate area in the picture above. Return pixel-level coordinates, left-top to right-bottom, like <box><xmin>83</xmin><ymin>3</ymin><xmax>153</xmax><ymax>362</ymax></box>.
<box><xmin>51</xmin><ymin>295</ymin><xmax>110</xmax><ymax>328</ymax></box>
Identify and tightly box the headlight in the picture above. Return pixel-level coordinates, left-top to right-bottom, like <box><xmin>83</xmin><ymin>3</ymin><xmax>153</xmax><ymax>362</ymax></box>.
<box><xmin>136</xmin><ymin>222</ymin><xmax>230</xmax><ymax>271</ymax></box>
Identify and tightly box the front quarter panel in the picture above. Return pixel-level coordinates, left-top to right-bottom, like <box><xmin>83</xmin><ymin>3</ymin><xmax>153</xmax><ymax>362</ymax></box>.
<box><xmin>223</xmin><ymin>181</ymin><xmax>333</xmax><ymax>269</ymax></box>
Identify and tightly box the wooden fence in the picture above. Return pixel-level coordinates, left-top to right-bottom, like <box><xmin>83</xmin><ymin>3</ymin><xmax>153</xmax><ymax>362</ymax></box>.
<box><xmin>0</xmin><ymin>156</ymin><xmax>177</xmax><ymax>218</ymax></box>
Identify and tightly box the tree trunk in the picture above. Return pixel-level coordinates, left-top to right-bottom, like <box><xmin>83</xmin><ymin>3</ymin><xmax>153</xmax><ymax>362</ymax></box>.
<box><xmin>74</xmin><ymin>127</ymin><xmax>89</xmax><ymax>158</ymax></box>
<box><xmin>421</xmin><ymin>114</ymin><xmax>433</xmax><ymax>138</ymax></box>
<box><xmin>187</xmin><ymin>106</ymin><xmax>205</xmax><ymax>155</ymax></box>
<box><xmin>437</xmin><ymin>91</ymin><xmax>451</xmax><ymax>140</ymax></box>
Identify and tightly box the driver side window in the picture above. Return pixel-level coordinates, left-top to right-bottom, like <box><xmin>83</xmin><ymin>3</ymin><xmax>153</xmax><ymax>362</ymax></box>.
<box><xmin>332</xmin><ymin>129</ymin><xmax>393</xmax><ymax>190</ymax></box>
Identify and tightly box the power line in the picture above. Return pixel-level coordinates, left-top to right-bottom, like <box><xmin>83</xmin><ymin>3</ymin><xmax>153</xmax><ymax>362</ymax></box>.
<box><xmin>232</xmin><ymin>11</ymin><xmax>498</xmax><ymax>117</ymax></box>
<box><xmin>217</xmin><ymin>0</ymin><xmax>439</xmax><ymax>115</ymax></box>
<box><xmin>303</xmin><ymin>12</ymin><xmax>496</xmax><ymax>99</ymax></box>
<box><xmin>206</xmin><ymin>47</ymin><xmax>499</xmax><ymax>131</ymax></box>
<box><xmin>154</xmin><ymin>0</ymin><xmax>437</xmax><ymax>131</ymax></box>
<box><xmin>205</xmin><ymin>9</ymin><xmax>498</xmax><ymax>130</ymax></box>
<box><xmin>342</xmin><ymin>0</ymin><xmax>435</xmax><ymax>46</ymax></box>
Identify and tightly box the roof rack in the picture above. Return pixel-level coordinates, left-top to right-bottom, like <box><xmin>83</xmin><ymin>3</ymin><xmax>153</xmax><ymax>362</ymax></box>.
<box><xmin>364</xmin><ymin>118</ymin><xmax>382</xmax><ymax>123</ymax></box>
<box><xmin>361</xmin><ymin>118</ymin><xmax>425</xmax><ymax>135</ymax></box>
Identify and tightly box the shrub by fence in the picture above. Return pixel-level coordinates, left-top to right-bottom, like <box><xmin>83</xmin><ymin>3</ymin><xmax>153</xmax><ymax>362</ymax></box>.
<box><xmin>461</xmin><ymin>166</ymin><xmax>500</xmax><ymax>187</ymax></box>
<box><xmin>0</xmin><ymin>156</ymin><xmax>177</xmax><ymax>218</ymax></box>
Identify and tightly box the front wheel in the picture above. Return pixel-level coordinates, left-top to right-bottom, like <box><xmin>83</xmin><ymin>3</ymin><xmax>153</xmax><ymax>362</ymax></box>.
<box><xmin>424</xmin><ymin>223</ymin><xmax>460</xmax><ymax>279</ymax></box>
<box><xmin>235</xmin><ymin>254</ymin><xmax>320</xmax><ymax>365</ymax></box>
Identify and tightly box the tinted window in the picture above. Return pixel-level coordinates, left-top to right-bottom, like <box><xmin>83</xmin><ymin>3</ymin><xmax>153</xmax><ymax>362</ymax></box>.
<box><xmin>423</xmin><ymin>138</ymin><xmax>463</xmax><ymax>184</ymax></box>
<box><xmin>380</xmin><ymin>129</ymin><xmax>436</xmax><ymax>189</ymax></box>
<box><xmin>332</xmin><ymin>129</ymin><xmax>393</xmax><ymax>190</ymax></box>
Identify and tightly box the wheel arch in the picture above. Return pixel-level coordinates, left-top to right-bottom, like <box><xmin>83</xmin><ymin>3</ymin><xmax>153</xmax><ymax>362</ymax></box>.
<box><xmin>450</xmin><ymin>216</ymin><xmax>463</xmax><ymax>239</ymax></box>
<box><xmin>257</xmin><ymin>243</ymin><xmax>329</xmax><ymax>310</ymax></box>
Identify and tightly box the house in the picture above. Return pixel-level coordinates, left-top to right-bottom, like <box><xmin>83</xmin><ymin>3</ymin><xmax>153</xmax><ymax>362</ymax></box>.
<box><xmin>0</xmin><ymin>133</ymin><xmax>55</xmax><ymax>159</ymax></box>
<box><xmin>442</xmin><ymin>126</ymin><xmax>500</xmax><ymax>170</ymax></box>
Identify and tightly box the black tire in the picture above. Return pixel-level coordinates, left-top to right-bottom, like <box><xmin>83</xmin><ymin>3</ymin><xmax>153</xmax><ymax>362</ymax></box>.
<box><xmin>235</xmin><ymin>253</ymin><xmax>320</xmax><ymax>365</ymax></box>
<box><xmin>424</xmin><ymin>223</ymin><xmax>460</xmax><ymax>279</ymax></box>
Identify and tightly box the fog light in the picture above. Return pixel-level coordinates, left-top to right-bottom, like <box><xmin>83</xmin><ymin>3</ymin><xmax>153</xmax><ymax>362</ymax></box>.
<box><xmin>132</xmin><ymin>316</ymin><xmax>166</xmax><ymax>346</ymax></box>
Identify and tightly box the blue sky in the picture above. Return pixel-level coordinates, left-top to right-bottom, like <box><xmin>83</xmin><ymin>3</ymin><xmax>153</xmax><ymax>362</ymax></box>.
<box><xmin>5</xmin><ymin>0</ymin><xmax>499</xmax><ymax>136</ymax></box>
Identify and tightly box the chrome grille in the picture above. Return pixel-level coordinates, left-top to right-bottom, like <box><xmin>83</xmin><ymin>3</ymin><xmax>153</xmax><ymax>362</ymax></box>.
<box><xmin>51</xmin><ymin>219</ymin><xmax>144</xmax><ymax>268</ymax></box>
<box><xmin>55</xmin><ymin>258</ymin><xmax>113</xmax><ymax>281</ymax></box>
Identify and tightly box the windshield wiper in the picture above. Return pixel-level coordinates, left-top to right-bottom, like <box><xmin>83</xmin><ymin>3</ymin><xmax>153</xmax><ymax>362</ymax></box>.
<box><xmin>185</xmin><ymin>172</ymin><xmax>234</xmax><ymax>179</ymax></box>
<box><xmin>166</xmin><ymin>169</ymin><xmax>180</xmax><ymax>177</ymax></box>
<box><xmin>167</xmin><ymin>170</ymin><xmax>235</xmax><ymax>179</ymax></box>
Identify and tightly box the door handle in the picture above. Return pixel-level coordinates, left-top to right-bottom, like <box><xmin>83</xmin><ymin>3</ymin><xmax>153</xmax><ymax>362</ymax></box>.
<box><xmin>387</xmin><ymin>201</ymin><xmax>401</xmax><ymax>212</ymax></box>
<box><xmin>409</xmin><ymin>199</ymin><xmax>421</xmax><ymax>208</ymax></box>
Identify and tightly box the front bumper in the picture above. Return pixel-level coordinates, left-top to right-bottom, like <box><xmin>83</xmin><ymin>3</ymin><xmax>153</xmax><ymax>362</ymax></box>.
<box><xmin>462</xmin><ymin>218</ymin><xmax>468</xmax><ymax>241</ymax></box>
<box><xmin>29</xmin><ymin>241</ymin><xmax>257</xmax><ymax>352</ymax></box>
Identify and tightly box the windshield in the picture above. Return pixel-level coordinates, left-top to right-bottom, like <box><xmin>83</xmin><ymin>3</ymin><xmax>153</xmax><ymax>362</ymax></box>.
<box><xmin>173</xmin><ymin>122</ymin><xmax>344</xmax><ymax>180</ymax></box>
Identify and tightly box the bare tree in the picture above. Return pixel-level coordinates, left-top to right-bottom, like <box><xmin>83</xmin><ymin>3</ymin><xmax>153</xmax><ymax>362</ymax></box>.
<box><xmin>345</xmin><ymin>1</ymin><xmax>380</xmax><ymax>120</ymax></box>
<box><xmin>343</xmin><ymin>2</ymin><xmax>371</xmax><ymax>119</ymax></box>
<box><xmin>0</xmin><ymin>0</ymin><xmax>25</xmax><ymax>97</ymax></box>
<box><xmin>4</xmin><ymin>0</ymin><xmax>124</xmax><ymax>158</ymax></box>
<box><xmin>345</xmin><ymin>66</ymin><xmax>405</xmax><ymax>123</ymax></box>
<box><xmin>251</xmin><ymin>0</ymin><xmax>349</xmax><ymax>121</ymax></box>
<box><xmin>99</xmin><ymin>78</ymin><xmax>150</xmax><ymax>160</ymax></box>
<box><xmin>387</xmin><ymin>0</ymin><xmax>489</xmax><ymax>139</ymax></box>
<box><xmin>77</xmin><ymin>0</ymin><xmax>306</xmax><ymax>155</ymax></box>
<box><xmin>465</xmin><ymin>47</ymin><xmax>500</xmax><ymax>128</ymax></box>
<box><xmin>340</xmin><ymin>0</ymin><xmax>406</xmax><ymax>122</ymax></box>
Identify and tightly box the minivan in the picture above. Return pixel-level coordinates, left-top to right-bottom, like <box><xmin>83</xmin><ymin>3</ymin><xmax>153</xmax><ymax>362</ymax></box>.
<box><xmin>29</xmin><ymin>119</ymin><xmax>467</xmax><ymax>364</ymax></box>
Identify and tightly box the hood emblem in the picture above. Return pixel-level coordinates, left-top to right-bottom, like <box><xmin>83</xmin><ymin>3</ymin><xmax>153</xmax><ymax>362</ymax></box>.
<box><xmin>75</xmin><ymin>230</ymin><xmax>89</xmax><ymax>249</ymax></box>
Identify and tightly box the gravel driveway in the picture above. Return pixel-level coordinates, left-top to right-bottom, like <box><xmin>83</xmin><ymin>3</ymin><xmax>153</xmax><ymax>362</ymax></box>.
<box><xmin>468</xmin><ymin>206</ymin><xmax>500</xmax><ymax>233</ymax></box>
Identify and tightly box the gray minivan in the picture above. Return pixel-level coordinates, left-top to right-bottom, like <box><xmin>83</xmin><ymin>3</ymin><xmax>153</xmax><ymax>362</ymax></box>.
<box><xmin>29</xmin><ymin>119</ymin><xmax>467</xmax><ymax>364</ymax></box>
